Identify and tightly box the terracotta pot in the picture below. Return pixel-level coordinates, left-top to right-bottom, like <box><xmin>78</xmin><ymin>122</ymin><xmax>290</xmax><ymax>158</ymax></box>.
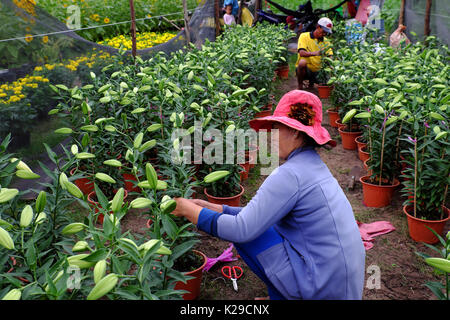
<box><xmin>363</xmin><ymin>158</ymin><xmax>373</xmax><ymax>176</ymax></box>
<box><xmin>87</xmin><ymin>189</ymin><xmax>128</xmax><ymax>224</ymax></box>
<box><xmin>335</xmin><ymin>119</ymin><xmax>360</xmax><ymax>132</ymax></box>
<box><xmin>355</xmin><ymin>136</ymin><xmax>367</xmax><ymax>151</ymax></box>
<box><xmin>317</xmin><ymin>85</ymin><xmax>333</xmax><ymax>99</ymax></box>
<box><xmin>338</xmin><ymin>128</ymin><xmax>362</xmax><ymax>150</ymax></box>
<box><xmin>245</xmin><ymin>144</ymin><xmax>259</xmax><ymax>169</ymax></box>
<box><xmin>204</xmin><ymin>184</ymin><xmax>244</xmax><ymax>207</ymax></box>
<box><xmin>239</xmin><ymin>155</ymin><xmax>254</xmax><ymax>182</ymax></box>
<box><xmin>275</xmin><ymin>64</ymin><xmax>289</xmax><ymax>79</ymax></box>
<box><xmin>326</xmin><ymin>109</ymin><xmax>340</xmax><ymax>128</ymax></box>
<box><xmin>335</xmin><ymin>119</ymin><xmax>346</xmax><ymax>130</ymax></box>
<box><xmin>360</xmin><ymin>175</ymin><xmax>400</xmax><ymax>208</ymax></box>
<box><xmin>404</xmin><ymin>205</ymin><xmax>450</xmax><ymax>244</ymax></box>
<box><xmin>358</xmin><ymin>145</ymin><xmax>370</xmax><ymax>163</ymax></box>
<box><xmin>174</xmin><ymin>250</ymin><xmax>207</xmax><ymax>300</ymax></box>
<box><xmin>70</xmin><ymin>167</ymin><xmax>94</xmax><ymax>195</ymax></box>
<box><xmin>122</xmin><ymin>172</ymin><xmax>142</xmax><ymax>193</ymax></box>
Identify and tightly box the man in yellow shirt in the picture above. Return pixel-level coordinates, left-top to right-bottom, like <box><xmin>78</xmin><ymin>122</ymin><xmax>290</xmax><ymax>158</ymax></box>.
<box><xmin>295</xmin><ymin>17</ymin><xmax>333</xmax><ymax>90</ymax></box>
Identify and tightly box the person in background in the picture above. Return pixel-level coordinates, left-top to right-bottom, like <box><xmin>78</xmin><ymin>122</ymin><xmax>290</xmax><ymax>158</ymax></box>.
<box><xmin>240</xmin><ymin>1</ymin><xmax>254</xmax><ymax>27</ymax></box>
<box><xmin>223</xmin><ymin>4</ymin><xmax>236</xmax><ymax>26</ymax></box>
<box><xmin>223</xmin><ymin>0</ymin><xmax>239</xmax><ymax>16</ymax></box>
<box><xmin>171</xmin><ymin>90</ymin><xmax>366</xmax><ymax>300</ymax></box>
<box><xmin>295</xmin><ymin>17</ymin><xmax>333</xmax><ymax>90</ymax></box>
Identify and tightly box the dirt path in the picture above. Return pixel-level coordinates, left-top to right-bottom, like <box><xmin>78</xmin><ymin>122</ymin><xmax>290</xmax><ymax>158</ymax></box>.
<box><xmin>122</xmin><ymin>73</ymin><xmax>448</xmax><ymax>300</ymax></box>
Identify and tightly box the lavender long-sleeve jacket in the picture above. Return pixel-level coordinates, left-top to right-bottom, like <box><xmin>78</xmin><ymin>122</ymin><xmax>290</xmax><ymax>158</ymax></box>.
<box><xmin>197</xmin><ymin>146</ymin><xmax>366</xmax><ymax>299</ymax></box>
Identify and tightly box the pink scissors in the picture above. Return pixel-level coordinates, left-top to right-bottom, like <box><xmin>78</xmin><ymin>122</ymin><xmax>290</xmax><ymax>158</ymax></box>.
<box><xmin>221</xmin><ymin>265</ymin><xmax>243</xmax><ymax>292</ymax></box>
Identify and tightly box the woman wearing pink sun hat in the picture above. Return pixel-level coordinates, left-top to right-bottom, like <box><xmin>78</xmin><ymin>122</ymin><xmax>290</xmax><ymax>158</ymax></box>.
<box><xmin>172</xmin><ymin>90</ymin><xmax>365</xmax><ymax>300</ymax></box>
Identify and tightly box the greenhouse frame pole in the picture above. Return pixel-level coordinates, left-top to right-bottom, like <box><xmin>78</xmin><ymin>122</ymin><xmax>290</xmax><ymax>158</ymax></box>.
<box><xmin>129</xmin><ymin>0</ymin><xmax>137</xmax><ymax>59</ymax></box>
<box><xmin>183</xmin><ymin>0</ymin><xmax>191</xmax><ymax>45</ymax></box>
<box><xmin>254</xmin><ymin>0</ymin><xmax>261</xmax><ymax>22</ymax></box>
<box><xmin>424</xmin><ymin>0</ymin><xmax>432</xmax><ymax>37</ymax></box>
<box><xmin>399</xmin><ymin>0</ymin><xmax>405</xmax><ymax>26</ymax></box>
<box><xmin>215</xmin><ymin>0</ymin><xmax>221</xmax><ymax>36</ymax></box>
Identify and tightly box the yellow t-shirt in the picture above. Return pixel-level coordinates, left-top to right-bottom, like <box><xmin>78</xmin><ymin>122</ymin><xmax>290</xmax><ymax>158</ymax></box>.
<box><xmin>295</xmin><ymin>32</ymin><xmax>333</xmax><ymax>72</ymax></box>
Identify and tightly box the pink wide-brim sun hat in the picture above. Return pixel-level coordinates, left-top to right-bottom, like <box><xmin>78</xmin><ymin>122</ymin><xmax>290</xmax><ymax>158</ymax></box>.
<box><xmin>249</xmin><ymin>90</ymin><xmax>336</xmax><ymax>147</ymax></box>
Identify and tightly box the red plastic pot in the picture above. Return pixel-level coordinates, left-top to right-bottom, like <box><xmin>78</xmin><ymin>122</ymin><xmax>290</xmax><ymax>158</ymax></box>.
<box><xmin>338</xmin><ymin>128</ymin><xmax>362</xmax><ymax>150</ymax></box>
<box><xmin>326</xmin><ymin>109</ymin><xmax>340</xmax><ymax>128</ymax></box>
<box><xmin>239</xmin><ymin>155</ymin><xmax>254</xmax><ymax>182</ymax></box>
<box><xmin>363</xmin><ymin>158</ymin><xmax>373</xmax><ymax>176</ymax></box>
<box><xmin>69</xmin><ymin>167</ymin><xmax>94</xmax><ymax>195</ymax></box>
<box><xmin>275</xmin><ymin>65</ymin><xmax>290</xmax><ymax>79</ymax></box>
<box><xmin>358</xmin><ymin>145</ymin><xmax>370</xmax><ymax>163</ymax></box>
<box><xmin>355</xmin><ymin>136</ymin><xmax>367</xmax><ymax>151</ymax></box>
<box><xmin>122</xmin><ymin>172</ymin><xmax>142</xmax><ymax>193</ymax></box>
<box><xmin>317</xmin><ymin>85</ymin><xmax>333</xmax><ymax>99</ymax></box>
<box><xmin>204</xmin><ymin>184</ymin><xmax>244</xmax><ymax>207</ymax></box>
<box><xmin>404</xmin><ymin>205</ymin><xmax>450</xmax><ymax>244</ymax></box>
<box><xmin>174</xmin><ymin>250</ymin><xmax>207</xmax><ymax>300</ymax></box>
<box><xmin>87</xmin><ymin>189</ymin><xmax>128</xmax><ymax>224</ymax></box>
<box><xmin>360</xmin><ymin>175</ymin><xmax>399</xmax><ymax>208</ymax></box>
<box><xmin>245</xmin><ymin>144</ymin><xmax>259</xmax><ymax>169</ymax></box>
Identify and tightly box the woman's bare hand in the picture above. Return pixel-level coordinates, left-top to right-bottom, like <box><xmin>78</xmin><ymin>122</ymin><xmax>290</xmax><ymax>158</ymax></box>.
<box><xmin>189</xmin><ymin>199</ymin><xmax>223</xmax><ymax>212</ymax></box>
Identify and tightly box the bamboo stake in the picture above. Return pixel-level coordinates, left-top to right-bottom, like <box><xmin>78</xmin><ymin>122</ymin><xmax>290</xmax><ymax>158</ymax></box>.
<box><xmin>182</xmin><ymin>0</ymin><xmax>191</xmax><ymax>45</ymax></box>
<box><xmin>414</xmin><ymin>139</ymin><xmax>417</xmax><ymax>218</ymax></box>
<box><xmin>394</xmin><ymin>123</ymin><xmax>403</xmax><ymax>182</ymax></box>
<box><xmin>129</xmin><ymin>0</ymin><xmax>137</xmax><ymax>60</ymax></box>
<box><xmin>162</xmin><ymin>16</ymin><xmax>181</xmax><ymax>31</ymax></box>
<box><xmin>379</xmin><ymin>113</ymin><xmax>387</xmax><ymax>186</ymax></box>
<box><xmin>440</xmin><ymin>145</ymin><xmax>448</xmax><ymax>220</ymax></box>
<box><xmin>442</xmin><ymin>183</ymin><xmax>448</xmax><ymax>220</ymax></box>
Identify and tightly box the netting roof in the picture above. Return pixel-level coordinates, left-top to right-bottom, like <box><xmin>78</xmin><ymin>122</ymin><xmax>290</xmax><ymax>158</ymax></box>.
<box><xmin>0</xmin><ymin>0</ymin><xmax>216</xmax><ymax>81</ymax></box>
<box><xmin>403</xmin><ymin>0</ymin><xmax>449</xmax><ymax>46</ymax></box>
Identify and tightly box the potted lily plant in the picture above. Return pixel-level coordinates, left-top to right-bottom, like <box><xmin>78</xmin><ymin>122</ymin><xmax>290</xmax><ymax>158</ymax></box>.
<box><xmin>400</xmin><ymin>111</ymin><xmax>449</xmax><ymax>244</ymax></box>
<box><xmin>316</xmin><ymin>56</ymin><xmax>334</xmax><ymax>99</ymax></box>
<box><xmin>345</xmin><ymin>91</ymin><xmax>402</xmax><ymax>207</ymax></box>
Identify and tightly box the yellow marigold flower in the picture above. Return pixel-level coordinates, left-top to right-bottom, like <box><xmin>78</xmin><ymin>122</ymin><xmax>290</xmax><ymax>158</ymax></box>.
<box><xmin>42</xmin><ymin>35</ymin><xmax>49</xmax><ymax>44</ymax></box>
<box><xmin>104</xmin><ymin>17</ymin><xmax>110</xmax><ymax>24</ymax></box>
<box><xmin>25</xmin><ymin>34</ymin><xmax>33</xmax><ymax>42</ymax></box>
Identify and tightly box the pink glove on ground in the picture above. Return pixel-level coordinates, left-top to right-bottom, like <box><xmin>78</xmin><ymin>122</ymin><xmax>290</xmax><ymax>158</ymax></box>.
<box><xmin>358</xmin><ymin>221</ymin><xmax>396</xmax><ymax>250</ymax></box>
